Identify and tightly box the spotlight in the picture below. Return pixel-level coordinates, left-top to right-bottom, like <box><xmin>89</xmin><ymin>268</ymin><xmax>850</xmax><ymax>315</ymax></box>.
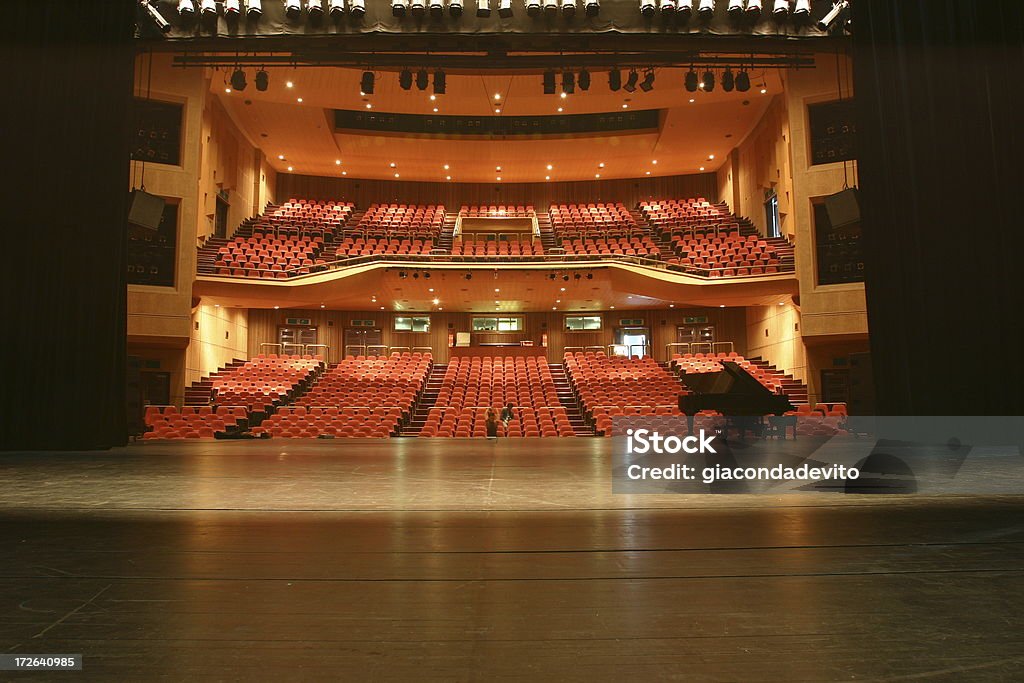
<box><xmin>544</xmin><ymin>0</ymin><xmax>557</xmax><ymax>17</ymax></box>
<box><xmin>721</xmin><ymin>68</ymin><xmax>734</xmax><ymax>92</ymax></box>
<box><xmin>411</xmin><ymin>0</ymin><xmax>426</xmax><ymax>16</ymax></box>
<box><xmin>561</xmin><ymin>0</ymin><xmax>576</xmax><ymax>17</ymax></box>
<box><xmin>465</xmin><ymin>272</ymin><xmax>473</xmax><ymax>280</ymax></box>
<box><xmin>140</xmin><ymin>1</ymin><xmax>172</xmax><ymax>34</ymax></box>
<box><xmin>562</xmin><ymin>71</ymin><xmax>576</xmax><ymax>95</ymax></box>
<box><xmin>285</xmin><ymin>0</ymin><xmax>302</xmax><ymax>19</ymax></box>
<box><xmin>543</xmin><ymin>71</ymin><xmax>556</xmax><ymax>95</ymax></box>
<box><xmin>639</xmin><ymin>70</ymin><xmax>655</xmax><ymax>92</ymax></box>
<box><xmin>608</xmin><ymin>69</ymin><xmax>621</xmax><ymax>91</ymax></box>
<box><xmin>660</xmin><ymin>0</ymin><xmax>675</xmax><ymax>15</ymax></box>
<box><xmin>574</xmin><ymin>273</ymin><xmax>582</xmax><ymax>280</ymax></box>
<box><xmin>676</xmin><ymin>0</ymin><xmax>693</xmax><ymax>19</ymax></box>
<box><xmin>578</xmin><ymin>69</ymin><xmax>591</xmax><ymax>91</ymax></box>
<box><xmin>225</xmin><ymin>0</ymin><xmax>242</xmax><ymax>17</ymax></box>
<box><xmin>433</xmin><ymin>69</ymin><xmax>446</xmax><ymax>94</ymax></box>
<box><xmin>548</xmin><ymin>273</ymin><xmax>556</xmax><ymax>280</ymax></box>
<box><xmin>794</xmin><ymin>0</ymin><xmax>810</xmax><ymax>20</ymax></box>
<box><xmin>562</xmin><ymin>274</ymin><xmax>570</xmax><ymax>282</ymax></box>
<box><xmin>306</xmin><ymin>0</ymin><xmax>324</xmax><ymax>19</ymax></box>
<box><xmin>424</xmin><ymin>271</ymin><xmax>431</xmax><ymax>279</ymax></box>
<box><xmin>586</xmin><ymin>272</ymin><xmax>593</xmax><ymax>279</ymax></box>
<box><xmin>727</xmin><ymin>0</ymin><xmax>743</xmax><ymax>19</ymax></box>
<box><xmin>527</xmin><ymin>0</ymin><xmax>541</xmax><ymax>15</ymax></box>
<box><xmin>413</xmin><ymin>272</ymin><xmax>420</xmax><ymax>279</ymax></box>
<box><xmin>416</xmin><ymin>69</ymin><xmax>429</xmax><ymax>90</ymax></box>
<box><xmin>399</xmin><ymin>69</ymin><xmax>412</xmax><ymax>90</ymax></box>
<box><xmin>701</xmin><ymin>69</ymin><xmax>715</xmax><ymax>92</ymax></box>
<box><xmin>585</xmin><ymin>0</ymin><xmax>599</xmax><ymax>16</ymax></box>
<box><xmin>230</xmin><ymin>68</ymin><xmax>247</xmax><ymax>91</ymax></box>
<box><xmin>477</xmin><ymin>0</ymin><xmax>491</xmax><ymax>15</ymax></box>
<box><xmin>348</xmin><ymin>0</ymin><xmax>366</xmax><ymax>17</ymax></box>
<box><xmin>399</xmin><ymin>271</ymin><xmax>408</xmax><ymax>279</ymax></box>
<box><xmin>697</xmin><ymin>0</ymin><xmax>713</xmax><ymax>19</ymax></box>
<box><xmin>640</xmin><ymin>0</ymin><xmax>655</xmax><ymax>18</ymax></box>
<box><xmin>735</xmin><ymin>70</ymin><xmax>751</xmax><ymax>92</ymax></box>
<box><xmin>498</xmin><ymin>0</ymin><xmax>513</xmax><ymax>17</ymax></box>
<box><xmin>200</xmin><ymin>0</ymin><xmax>217</xmax><ymax>16</ymax></box>
<box><xmin>772</xmin><ymin>0</ymin><xmax>789</xmax><ymax>18</ymax></box>
<box><xmin>360</xmin><ymin>71</ymin><xmax>375</xmax><ymax>95</ymax></box>
<box><xmin>392</xmin><ymin>0</ymin><xmax>408</xmax><ymax>14</ymax></box>
<box><xmin>745</xmin><ymin>0</ymin><xmax>761</xmax><ymax>17</ymax></box>
<box><xmin>245</xmin><ymin>0</ymin><xmax>263</xmax><ymax>18</ymax></box>
<box><xmin>255</xmin><ymin>69</ymin><xmax>269</xmax><ymax>91</ymax></box>
<box><xmin>449</xmin><ymin>0</ymin><xmax>464</xmax><ymax>16</ymax></box>
<box><xmin>684</xmin><ymin>68</ymin><xmax>698</xmax><ymax>92</ymax></box>
<box><xmin>329</xmin><ymin>0</ymin><xmax>345</xmax><ymax>17</ymax></box>
<box><xmin>431</xmin><ymin>0</ymin><xmax>446</xmax><ymax>17</ymax></box>
<box><xmin>623</xmin><ymin>69</ymin><xmax>638</xmax><ymax>93</ymax></box>
<box><xmin>816</xmin><ymin>0</ymin><xmax>848</xmax><ymax>31</ymax></box>
<box><xmin>177</xmin><ymin>0</ymin><xmax>196</xmax><ymax>17</ymax></box>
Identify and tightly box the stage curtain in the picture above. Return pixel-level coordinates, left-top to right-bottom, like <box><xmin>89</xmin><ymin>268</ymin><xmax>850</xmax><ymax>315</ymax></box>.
<box><xmin>853</xmin><ymin>1</ymin><xmax>1024</xmax><ymax>414</ymax></box>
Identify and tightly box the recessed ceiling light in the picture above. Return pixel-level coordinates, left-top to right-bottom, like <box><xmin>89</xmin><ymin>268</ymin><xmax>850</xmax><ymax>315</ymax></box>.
<box><xmin>557</xmin><ymin>107</ymin><xmax>563</xmax><ymax>112</ymax></box>
<box><xmin>496</xmin><ymin>166</ymin><xmax>501</xmax><ymax>171</ymax></box>
<box><xmin>273</xmin><ymin>305</ymin><xmax>280</xmax><ymax>309</ymax></box>
<box><xmin>286</xmin><ymin>80</ymin><xmax>294</xmax><ymax>88</ymax></box>
<box><xmin>214</xmin><ymin>304</ymin><xmax>220</xmax><ymax>307</ymax></box>
<box><xmin>669</xmin><ymin>304</ymin><xmax>674</xmax><ymax>308</ymax></box>
<box><xmin>394</xmin><ymin>173</ymin><xmax>400</xmax><ymax>178</ymax></box>
<box><xmin>224</xmin><ymin>87</ymin><xmax>232</xmax><ymax>93</ymax></box>
<box><xmin>446</xmin><ymin>175</ymin><xmax>451</xmax><ymax>180</ymax></box>
<box><xmin>598</xmin><ymin>162</ymin><xmax>605</xmax><ymax>168</ymax></box>
<box><xmin>545</xmin><ymin>175</ymin><xmax>550</xmax><ymax>180</ymax></box>
<box><xmin>689</xmin><ymin>98</ymin><xmax>695</xmax><ymax>103</ymax></box>
<box><xmin>560</xmin><ymin>92</ymin><xmax>567</xmax><ymax>99</ymax></box>
<box><xmin>494</xmin><ymin>288</ymin><xmax>500</xmax><ymax>292</ymax></box>
<box><xmin>287</xmin><ymin>166</ymin><xmax>293</xmax><ymax>171</ymax></box>
<box><xmin>428</xmin><ymin>288</ymin><xmax>434</xmax><ymax>292</ymax></box>
<box><xmin>708</xmin><ymin>154</ymin><xmax>715</xmax><ymax>160</ymax></box>
<box><xmin>761</xmin><ymin>87</ymin><xmax>768</xmax><ymax>94</ymax></box>
<box><xmin>495</xmin><ymin>108</ymin><xmax>501</xmax><ymax>113</ymax></box>
<box><xmin>380</xmin><ymin>306</ymin><xmax>385</xmax><ymax>310</ymax></box>
<box><xmin>645</xmin><ymin>171</ymin><xmax>651</xmax><ymax>175</ymax></box>
<box><xmin>560</xmin><ymin>287</ymin><xmax>566</xmax><ymax>292</ymax></box>
<box><xmin>390</xmin><ymin>162</ymin><xmax>396</xmax><ymax>168</ymax></box>
<box><xmin>359</xmin><ymin>91</ymin><xmax>365</xmax><ymax>96</ymax></box>
<box><xmin>610</xmin><ymin>305</ymin><xmax>615</xmax><ymax>309</ymax></box>
<box><xmin>779</xmin><ymin>301</ymin><xmax>786</xmax><ymax>306</ymax></box>
<box><xmin>433</xmin><ymin>107</ymin><xmax>439</xmax><ymax>113</ymax></box>
<box><xmin>438</xmin><ymin>307</ymin><xmax>443</xmax><ymax>311</ymax></box>
<box><xmin>720</xmin><ymin>304</ymin><xmax>726</xmax><ymax>308</ymax></box>
<box><xmin>700</xmin><ymin>166</ymin><xmax>705</xmax><ymax>171</ymax></box>
<box><xmin>430</xmin><ymin>94</ymin><xmax>436</xmax><ymax>101</ymax></box>
<box><xmin>494</xmin><ymin>93</ymin><xmax>501</xmax><ymax>100</ymax></box>
<box><xmin>320</xmin><ymin>304</ymin><xmax>326</xmax><ymax>308</ymax></box>
<box><xmin>432</xmin><ymin>298</ymin><xmax>440</xmax><ymax>305</ymax></box>
<box><xmin>595</xmin><ymin>174</ymin><xmax>600</xmax><ymax>178</ymax></box>
<box><xmin>546</xmin><ymin>164</ymin><xmax>553</xmax><ymax>170</ymax></box>
<box><xmin>278</xmin><ymin>154</ymin><xmax>285</xmax><ymax>160</ymax></box>
<box><xmin>622</xmin><ymin>104</ymin><xmax>628</xmax><ymax>109</ymax></box>
<box><xmin>297</xmin><ymin>97</ymin><xmax>303</xmax><ymax>103</ymax></box>
<box><xmin>652</xmin><ymin>159</ymin><xmax>658</xmax><ymax>164</ymax></box>
<box><xmin>552</xmin><ymin>307</ymin><xmax>557</xmax><ymax>310</ymax></box>
<box><xmin>342</xmin><ymin>171</ymin><xmax>347</xmax><ymax>175</ymax></box>
<box><xmin>556</xmin><ymin>299</ymin><xmax>561</xmax><ymax>303</ymax></box>
<box><xmin>365</xmin><ymin>103</ymin><xmax>372</xmax><ymax>109</ymax></box>
<box><xmin>496</xmin><ymin>177</ymin><xmax>501</xmax><ymax>181</ymax></box>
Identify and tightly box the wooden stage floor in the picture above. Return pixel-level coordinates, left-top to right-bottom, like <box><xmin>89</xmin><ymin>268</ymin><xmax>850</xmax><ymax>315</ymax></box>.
<box><xmin>1</xmin><ymin>439</ymin><xmax>1023</xmax><ymax>680</ymax></box>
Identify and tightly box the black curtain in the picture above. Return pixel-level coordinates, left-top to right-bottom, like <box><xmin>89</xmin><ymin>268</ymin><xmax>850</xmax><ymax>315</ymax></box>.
<box><xmin>853</xmin><ymin>1</ymin><xmax>1024</xmax><ymax>415</ymax></box>
<box><xmin>0</xmin><ymin>1</ymin><xmax>136</xmax><ymax>449</ymax></box>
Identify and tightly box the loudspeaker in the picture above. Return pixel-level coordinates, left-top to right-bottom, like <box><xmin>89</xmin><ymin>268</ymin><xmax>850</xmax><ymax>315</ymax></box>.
<box><xmin>823</xmin><ymin>187</ymin><xmax>860</xmax><ymax>228</ymax></box>
<box><xmin>128</xmin><ymin>189</ymin><xmax>166</xmax><ymax>231</ymax></box>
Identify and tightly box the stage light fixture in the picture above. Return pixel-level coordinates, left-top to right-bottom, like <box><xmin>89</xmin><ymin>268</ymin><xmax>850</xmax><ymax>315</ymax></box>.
<box><xmin>225</xmin><ymin>0</ymin><xmax>242</xmax><ymax>17</ymax></box>
<box><xmin>793</xmin><ymin>0</ymin><xmax>810</xmax><ymax>20</ymax></box>
<box><xmin>543</xmin><ymin>71</ymin><xmax>556</xmax><ymax>95</ymax></box>
<box><xmin>399</xmin><ymin>68</ymin><xmax>413</xmax><ymax>90</ymax></box>
<box><xmin>430</xmin><ymin>0</ymin><xmax>445</xmax><ymax>18</ymax></box>
<box><xmin>608</xmin><ymin>69</ymin><xmax>622</xmax><ymax>91</ymax></box>
<box><xmin>684</xmin><ymin>67</ymin><xmax>698</xmax><ymax>92</ymax></box>
<box><xmin>586</xmin><ymin>273</ymin><xmax>593</xmax><ymax>280</ymax></box>
<box><xmin>561</xmin><ymin>0</ymin><xmax>576</xmax><ymax>18</ymax></box>
<box><xmin>639</xmin><ymin>70</ymin><xmax>655</xmax><ymax>92</ymax></box>
<box><xmin>416</xmin><ymin>69</ymin><xmax>429</xmax><ymax>91</ymax></box>
<box><xmin>328</xmin><ymin>0</ymin><xmax>345</xmax><ymax>17</ymax></box>
<box><xmin>640</xmin><ymin>0</ymin><xmax>655</xmax><ymax>18</ymax></box>
<box><xmin>562</xmin><ymin>274</ymin><xmax>570</xmax><ymax>282</ymax></box>
<box><xmin>230</xmin><ymin>68</ymin><xmax>247</xmax><ymax>91</ymax></box>
<box><xmin>306</xmin><ymin>0</ymin><xmax>324</xmax><ymax>19</ymax></box>
<box><xmin>727</xmin><ymin>0</ymin><xmax>743</xmax><ymax>19</ymax></box>
<box><xmin>392</xmin><ymin>0</ymin><xmax>408</xmax><ymax>14</ymax></box>
<box><xmin>255</xmin><ymin>69</ymin><xmax>269</xmax><ymax>91</ymax></box>
<box><xmin>585</xmin><ymin>0</ymin><xmax>599</xmax><ymax>17</ymax></box>
<box><xmin>348</xmin><ymin>0</ymin><xmax>366</xmax><ymax>16</ymax></box>
<box><xmin>562</xmin><ymin>71</ymin><xmax>576</xmax><ymax>95</ymax></box>
<box><xmin>735</xmin><ymin>69</ymin><xmax>751</xmax><ymax>92</ymax></box>
<box><xmin>527</xmin><ymin>0</ymin><xmax>541</xmax><ymax>16</ymax></box>
<box><xmin>578</xmin><ymin>69</ymin><xmax>591</xmax><ymax>91</ymax></box>
<box><xmin>772</xmin><ymin>0</ymin><xmax>789</xmax><ymax>18</ymax></box>
<box><xmin>697</xmin><ymin>0</ymin><xmax>714</xmax><ymax>19</ymax></box>
<box><xmin>465</xmin><ymin>272</ymin><xmax>473</xmax><ymax>280</ymax></box>
<box><xmin>449</xmin><ymin>0</ymin><xmax>464</xmax><ymax>16</ymax></box>
<box><xmin>411</xmin><ymin>0</ymin><xmax>426</xmax><ymax>16</ymax></box>
<box><xmin>659</xmin><ymin>0</ymin><xmax>675</xmax><ymax>15</ymax></box>
<box><xmin>816</xmin><ymin>0</ymin><xmax>848</xmax><ymax>31</ymax></box>
<box><xmin>477</xmin><ymin>0</ymin><xmax>491</xmax><ymax>15</ymax></box>
<box><xmin>623</xmin><ymin>69</ymin><xmax>639</xmax><ymax>93</ymax></box>
<box><xmin>245</xmin><ymin>0</ymin><xmax>262</xmax><ymax>18</ymax></box>
<box><xmin>433</xmin><ymin>69</ymin><xmax>446</xmax><ymax>94</ymax></box>
<box><xmin>676</xmin><ymin>0</ymin><xmax>693</xmax><ymax>20</ymax></box>
<box><xmin>285</xmin><ymin>0</ymin><xmax>302</xmax><ymax>19</ymax></box>
<box><xmin>360</xmin><ymin>71</ymin><xmax>375</xmax><ymax>95</ymax></box>
<box><xmin>544</xmin><ymin>0</ymin><xmax>558</xmax><ymax>17</ymax></box>
<box><xmin>498</xmin><ymin>0</ymin><xmax>513</xmax><ymax>17</ymax></box>
<box><xmin>574</xmin><ymin>273</ymin><xmax>582</xmax><ymax>280</ymax></box>
<box><xmin>177</xmin><ymin>0</ymin><xmax>196</xmax><ymax>17</ymax></box>
<box><xmin>721</xmin><ymin>68</ymin><xmax>735</xmax><ymax>92</ymax></box>
<box><xmin>140</xmin><ymin>1</ymin><xmax>172</xmax><ymax>33</ymax></box>
<box><xmin>399</xmin><ymin>271</ymin><xmax>408</xmax><ymax>279</ymax></box>
<box><xmin>701</xmin><ymin>69</ymin><xmax>715</xmax><ymax>92</ymax></box>
<box><xmin>745</xmin><ymin>0</ymin><xmax>761</xmax><ymax>18</ymax></box>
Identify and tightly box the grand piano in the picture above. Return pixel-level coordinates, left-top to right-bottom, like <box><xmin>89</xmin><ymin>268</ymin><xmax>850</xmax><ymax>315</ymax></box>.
<box><xmin>677</xmin><ymin>361</ymin><xmax>798</xmax><ymax>438</ymax></box>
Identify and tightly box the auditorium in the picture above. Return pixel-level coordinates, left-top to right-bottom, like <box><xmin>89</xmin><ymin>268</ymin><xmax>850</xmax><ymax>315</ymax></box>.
<box><xmin>2</xmin><ymin>0</ymin><xmax>1023</xmax><ymax>679</ymax></box>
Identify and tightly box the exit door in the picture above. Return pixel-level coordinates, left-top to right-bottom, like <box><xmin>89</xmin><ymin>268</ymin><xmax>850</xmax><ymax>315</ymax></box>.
<box><xmin>344</xmin><ymin>328</ymin><xmax>384</xmax><ymax>357</ymax></box>
<box><xmin>614</xmin><ymin>327</ymin><xmax>650</xmax><ymax>358</ymax></box>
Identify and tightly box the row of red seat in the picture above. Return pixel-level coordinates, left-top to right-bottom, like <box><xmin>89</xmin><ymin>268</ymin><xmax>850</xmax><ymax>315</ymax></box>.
<box><xmin>419</xmin><ymin>405</ymin><xmax>575</xmax><ymax>437</ymax></box>
<box><xmin>143</xmin><ymin>405</ymin><xmax>248</xmax><ymax>439</ymax></box>
<box><xmin>450</xmin><ymin>239</ymin><xmax>544</xmax><ymax>256</ymax></box>
<box><xmin>460</xmin><ymin>205</ymin><xmax>535</xmax><ymax>217</ymax></box>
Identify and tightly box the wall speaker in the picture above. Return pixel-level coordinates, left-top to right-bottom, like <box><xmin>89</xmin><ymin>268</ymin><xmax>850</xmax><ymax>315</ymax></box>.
<box><xmin>128</xmin><ymin>189</ymin><xmax>166</xmax><ymax>231</ymax></box>
<box><xmin>823</xmin><ymin>187</ymin><xmax>860</xmax><ymax>228</ymax></box>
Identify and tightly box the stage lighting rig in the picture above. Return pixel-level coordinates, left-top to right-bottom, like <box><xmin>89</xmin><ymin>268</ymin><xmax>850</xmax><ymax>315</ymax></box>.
<box><xmin>793</xmin><ymin>0</ymin><xmax>811</xmax><ymax>20</ymax></box>
<box><xmin>527</xmin><ymin>0</ymin><xmax>541</xmax><ymax>16</ymax></box>
<box><xmin>676</xmin><ymin>0</ymin><xmax>693</xmax><ymax>20</ymax></box>
<box><xmin>285</xmin><ymin>0</ymin><xmax>302</xmax><ymax>19</ymax></box>
<box><xmin>745</xmin><ymin>0</ymin><xmax>761</xmax><ymax>18</ymax></box>
<box><xmin>816</xmin><ymin>0</ymin><xmax>848</xmax><ymax>31</ymax></box>
<box><xmin>225</xmin><ymin>0</ymin><xmax>242</xmax><ymax>17</ymax></box>
<box><xmin>727</xmin><ymin>0</ymin><xmax>743</xmax><ymax>19</ymax></box>
<box><xmin>623</xmin><ymin>69</ymin><xmax>638</xmax><ymax>93</ymax></box>
<box><xmin>721</xmin><ymin>68</ymin><xmax>735</xmax><ymax>92</ymax></box>
<box><xmin>735</xmin><ymin>69</ymin><xmax>751</xmax><ymax>91</ymax></box>
<box><xmin>399</xmin><ymin>68</ymin><xmax>413</xmax><ymax>90</ymax></box>
<box><xmin>578</xmin><ymin>69</ymin><xmax>591</xmax><ymax>91</ymax></box>
<box><xmin>772</xmin><ymin>0</ymin><xmax>789</xmax><ymax>18</ymax></box>
<box><xmin>255</xmin><ymin>69</ymin><xmax>269</xmax><ymax>91</ymax></box>
<box><xmin>433</xmin><ymin>70</ymin><xmax>446</xmax><ymax>94</ymax></box>
<box><xmin>544</xmin><ymin>0</ymin><xmax>558</xmax><ymax>17</ymax></box>
<box><xmin>543</xmin><ymin>71</ymin><xmax>556</xmax><ymax>94</ymax></box>
<box><xmin>306</xmin><ymin>0</ymin><xmax>324</xmax><ymax>19</ymax></box>
<box><xmin>639</xmin><ymin>70</ymin><xmax>655</xmax><ymax>92</ymax></box>
<box><xmin>245</xmin><ymin>0</ymin><xmax>263</xmax><ymax>18</ymax></box>
<box><xmin>640</xmin><ymin>0</ymin><xmax>655</xmax><ymax>18</ymax></box>
<box><xmin>416</xmin><ymin>69</ymin><xmax>429</xmax><ymax>91</ymax></box>
<box><xmin>139</xmin><ymin>1</ymin><xmax>172</xmax><ymax>33</ymax></box>
<box><xmin>701</xmin><ymin>69</ymin><xmax>715</xmax><ymax>92</ymax></box>
<box><xmin>430</xmin><ymin>0</ymin><xmax>446</xmax><ymax>18</ymax></box>
<box><xmin>329</xmin><ymin>0</ymin><xmax>345</xmax><ymax>17</ymax></box>
<box><xmin>562</xmin><ymin>71</ymin><xmax>576</xmax><ymax>95</ymax></box>
<box><xmin>585</xmin><ymin>0</ymin><xmax>599</xmax><ymax>17</ymax></box>
<box><xmin>498</xmin><ymin>0</ymin><xmax>513</xmax><ymax>17</ymax></box>
<box><xmin>561</xmin><ymin>0</ymin><xmax>576</xmax><ymax>18</ymax></box>
<box><xmin>659</xmin><ymin>0</ymin><xmax>675</xmax><ymax>16</ymax></box>
<box><xmin>349</xmin><ymin>0</ymin><xmax>366</xmax><ymax>17</ymax></box>
<box><xmin>477</xmin><ymin>0</ymin><xmax>491</xmax><ymax>16</ymax></box>
<box><xmin>360</xmin><ymin>71</ymin><xmax>375</xmax><ymax>94</ymax></box>
<box><xmin>697</xmin><ymin>0</ymin><xmax>714</xmax><ymax>19</ymax></box>
<box><xmin>684</xmin><ymin>67</ymin><xmax>698</xmax><ymax>92</ymax></box>
<box><xmin>449</xmin><ymin>0</ymin><xmax>464</xmax><ymax>16</ymax></box>
<box><xmin>411</xmin><ymin>0</ymin><xmax>427</xmax><ymax>17</ymax></box>
<box><xmin>392</xmin><ymin>0</ymin><xmax>408</xmax><ymax>15</ymax></box>
<box><xmin>177</xmin><ymin>0</ymin><xmax>196</xmax><ymax>17</ymax></box>
<box><xmin>230</xmin><ymin>68</ymin><xmax>247</xmax><ymax>91</ymax></box>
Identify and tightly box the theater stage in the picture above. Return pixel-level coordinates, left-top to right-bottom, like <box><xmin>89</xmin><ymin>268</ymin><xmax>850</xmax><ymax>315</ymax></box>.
<box><xmin>1</xmin><ymin>439</ymin><xmax>1023</xmax><ymax>680</ymax></box>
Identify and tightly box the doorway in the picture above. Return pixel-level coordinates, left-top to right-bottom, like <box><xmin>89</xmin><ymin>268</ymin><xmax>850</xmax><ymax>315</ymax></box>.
<box><xmin>614</xmin><ymin>326</ymin><xmax>650</xmax><ymax>358</ymax></box>
<box><xmin>141</xmin><ymin>371</ymin><xmax>171</xmax><ymax>407</ymax></box>
<box><xmin>279</xmin><ymin>325</ymin><xmax>318</xmax><ymax>356</ymax></box>
<box><xmin>344</xmin><ymin>328</ymin><xmax>384</xmax><ymax>357</ymax></box>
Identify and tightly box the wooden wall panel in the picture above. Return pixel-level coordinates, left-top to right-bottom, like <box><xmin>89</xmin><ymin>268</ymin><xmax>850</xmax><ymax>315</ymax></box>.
<box><xmin>276</xmin><ymin>172</ymin><xmax>718</xmax><ymax>211</ymax></box>
<box><xmin>248</xmin><ymin>307</ymin><xmax>748</xmax><ymax>364</ymax></box>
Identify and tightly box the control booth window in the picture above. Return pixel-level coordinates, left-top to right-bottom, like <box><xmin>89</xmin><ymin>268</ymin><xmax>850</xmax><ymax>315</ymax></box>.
<box><xmin>565</xmin><ymin>315</ymin><xmax>602</xmax><ymax>331</ymax></box>
<box><xmin>472</xmin><ymin>316</ymin><xmax>523</xmax><ymax>332</ymax></box>
<box><xmin>394</xmin><ymin>315</ymin><xmax>431</xmax><ymax>333</ymax></box>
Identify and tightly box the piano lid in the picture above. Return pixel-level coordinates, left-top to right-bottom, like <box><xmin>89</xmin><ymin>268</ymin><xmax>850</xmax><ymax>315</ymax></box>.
<box><xmin>679</xmin><ymin>361</ymin><xmax>774</xmax><ymax>396</ymax></box>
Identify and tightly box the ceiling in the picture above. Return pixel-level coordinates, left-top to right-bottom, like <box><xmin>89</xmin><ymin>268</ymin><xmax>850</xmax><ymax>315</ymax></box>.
<box><xmin>194</xmin><ymin>263</ymin><xmax>797</xmax><ymax>313</ymax></box>
<box><xmin>216</xmin><ymin>65</ymin><xmax>784</xmax><ymax>183</ymax></box>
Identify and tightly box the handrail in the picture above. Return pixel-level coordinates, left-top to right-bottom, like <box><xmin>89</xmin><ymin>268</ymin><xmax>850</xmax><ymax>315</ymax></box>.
<box><xmin>389</xmin><ymin>346</ymin><xmax>411</xmax><ymax>353</ymax></box>
<box><xmin>281</xmin><ymin>342</ymin><xmax>304</xmax><ymax>357</ymax></box>
<box><xmin>259</xmin><ymin>343</ymin><xmax>283</xmax><ymax>355</ymax></box>
<box><xmin>366</xmin><ymin>344</ymin><xmax>389</xmax><ymax>357</ymax></box>
<box><xmin>690</xmin><ymin>342</ymin><xmax>713</xmax><ymax>356</ymax></box>
<box><xmin>608</xmin><ymin>343</ymin><xmax>650</xmax><ymax>358</ymax></box>
<box><xmin>306</xmin><ymin>344</ymin><xmax>330</xmax><ymax>363</ymax></box>
<box><xmin>666</xmin><ymin>343</ymin><xmax>692</xmax><ymax>359</ymax></box>
<box><xmin>711</xmin><ymin>341</ymin><xmax>735</xmax><ymax>355</ymax></box>
<box><xmin>411</xmin><ymin>346</ymin><xmax>433</xmax><ymax>354</ymax></box>
<box><xmin>344</xmin><ymin>344</ymin><xmax>366</xmax><ymax>357</ymax></box>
